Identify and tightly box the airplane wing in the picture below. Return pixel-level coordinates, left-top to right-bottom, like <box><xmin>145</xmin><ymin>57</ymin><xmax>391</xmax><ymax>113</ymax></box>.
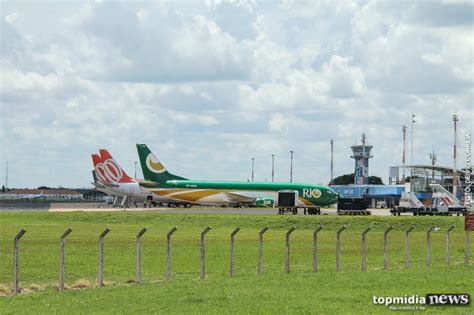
<box><xmin>223</xmin><ymin>192</ymin><xmax>256</xmax><ymax>204</ymax></box>
<box><xmin>98</xmin><ymin>181</ymin><xmax>119</xmax><ymax>188</ymax></box>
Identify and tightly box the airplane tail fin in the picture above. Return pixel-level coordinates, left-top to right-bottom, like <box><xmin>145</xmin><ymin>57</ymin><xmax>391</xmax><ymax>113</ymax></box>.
<box><xmin>92</xmin><ymin>169</ymin><xmax>98</xmax><ymax>182</ymax></box>
<box><xmin>136</xmin><ymin>144</ymin><xmax>187</xmax><ymax>183</ymax></box>
<box><xmin>91</xmin><ymin>154</ymin><xmax>101</xmax><ymax>184</ymax></box>
<box><xmin>94</xmin><ymin>149</ymin><xmax>134</xmax><ymax>184</ymax></box>
<box><xmin>91</xmin><ymin>154</ymin><xmax>101</xmax><ymax>167</ymax></box>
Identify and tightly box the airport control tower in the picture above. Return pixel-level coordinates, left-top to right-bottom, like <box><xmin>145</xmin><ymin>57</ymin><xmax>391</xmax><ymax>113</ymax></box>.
<box><xmin>351</xmin><ymin>134</ymin><xmax>373</xmax><ymax>185</ymax></box>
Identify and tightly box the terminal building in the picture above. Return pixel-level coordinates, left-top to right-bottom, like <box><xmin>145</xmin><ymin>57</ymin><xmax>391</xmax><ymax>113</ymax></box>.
<box><xmin>331</xmin><ymin>184</ymin><xmax>404</xmax><ymax>208</ymax></box>
<box><xmin>330</xmin><ymin>134</ymin><xmax>470</xmax><ymax>209</ymax></box>
<box><xmin>331</xmin><ymin>165</ymin><xmax>470</xmax><ymax>209</ymax></box>
<box><xmin>389</xmin><ymin>165</ymin><xmax>470</xmax><ymax>203</ymax></box>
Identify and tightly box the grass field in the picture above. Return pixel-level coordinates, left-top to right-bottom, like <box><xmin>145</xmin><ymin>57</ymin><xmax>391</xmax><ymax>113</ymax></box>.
<box><xmin>0</xmin><ymin>211</ymin><xmax>473</xmax><ymax>314</ymax></box>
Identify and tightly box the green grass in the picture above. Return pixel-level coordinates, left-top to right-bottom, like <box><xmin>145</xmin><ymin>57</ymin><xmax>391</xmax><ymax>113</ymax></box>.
<box><xmin>0</xmin><ymin>211</ymin><xmax>473</xmax><ymax>314</ymax></box>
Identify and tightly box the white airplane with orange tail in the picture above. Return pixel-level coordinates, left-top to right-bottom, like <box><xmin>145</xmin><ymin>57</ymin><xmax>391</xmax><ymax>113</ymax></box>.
<box><xmin>91</xmin><ymin>149</ymin><xmax>184</xmax><ymax>207</ymax></box>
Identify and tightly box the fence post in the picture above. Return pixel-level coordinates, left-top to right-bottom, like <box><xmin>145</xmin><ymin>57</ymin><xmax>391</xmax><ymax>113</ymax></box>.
<box><xmin>446</xmin><ymin>225</ymin><xmax>455</xmax><ymax>266</ymax></box>
<box><xmin>313</xmin><ymin>225</ymin><xmax>323</xmax><ymax>272</ymax></box>
<box><xmin>426</xmin><ymin>225</ymin><xmax>436</xmax><ymax>267</ymax></box>
<box><xmin>230</xmin><ymin>227</ymin><xmax>240</xmax><ymax>277</ymax></box>
<box><xmin>336</xmin><ymin>225</ymin><xmax>347</xmax><ymax>272</ymax></box>
<box><xmin>285</xmin><ymin>227</ymin><xmax>296</xmax><ymax>274</ymax></box>
<box><xmin>405</xmin><ymin>225</ymin><xmax>415</xmax><ymax>269</ymax></box>
<box><xmin>12</xmin><ymin>229</ymin><xmax>26</xmax><ymax>295</ymax></box>
<box><xmin>59</xmin><ymin>228</ymin><xmax>72</xmax><ymax>291</ymax></box>
<box><xmin>200</xmin><ymin>227</ymin><xmax>212</xmax><ymax>279</ymax></box>
<box><xmin>361</xmin><ymin>225</ymin><xmax>372</xmax><ymax>272</ymax></box>
<box><xmin>383</xmin><ymin>226</ymin><xmax>393</xmax><ymax>270</ymax></box>
<box><xmin>258</xmin><ymin>227</ymin><xmax>269</xmax><ymax>275</ymax></box>
<box><xmin>166</xmin><ymin>227</ymin><xmax>178</xmax><ymax>280</ymax></box>
<box><xmin>466</xmin><ymin>226</ymin><xmax>472</xmax><ymax>265</ymax></box>
<box><xmin>135</xmin><ymin>228</ymin><xmax>147</xmax><ymax>283</ymax></box>
<box><xmin>98</xmin><ymin>227</ymin><xmax>111</xmax><ymax>288</ymax></box>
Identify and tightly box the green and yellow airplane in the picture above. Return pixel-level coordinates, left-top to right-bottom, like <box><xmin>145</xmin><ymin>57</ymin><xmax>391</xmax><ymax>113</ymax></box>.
<box><xmin>136</xmin><ymin>144</ymin><xmax>338</xmax><ymax>211</ymax></box>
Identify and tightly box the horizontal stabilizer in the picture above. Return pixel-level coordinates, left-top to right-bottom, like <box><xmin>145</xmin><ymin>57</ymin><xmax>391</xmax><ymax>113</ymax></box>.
<box><xmin>99</xmin><ymin>181</ymin><xmax>120</xmax><ymax>188</ymax></box>
<box><xmin>136</xmin><ymin>179</ymin><xmax>161</xmax><ymax>188</ymax></box>
<box><xmin>91</xmin><ymin>182</ymin><xmax>106</xmax><ymax>189</ymax></box>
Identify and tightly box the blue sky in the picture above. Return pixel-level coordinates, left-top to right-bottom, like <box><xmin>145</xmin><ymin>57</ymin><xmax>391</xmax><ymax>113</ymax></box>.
<box><xmin>0</xmin><ymin>0</ymin><xmax>472</xmax><ymax>188</ymax></box>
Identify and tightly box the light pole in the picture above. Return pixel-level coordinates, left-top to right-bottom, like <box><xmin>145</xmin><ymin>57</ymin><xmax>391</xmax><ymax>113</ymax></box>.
<box><xmin>411</xmin><ymin>113</ymin><xmax>416</xmax><ymax>165</ymax></box>
<box><xmin>134</xmin><ymin>161</ymin><xmax>137</xmax><ymax>179</ymax></box>
<box><xmin>330</xmin><ymin>140</ymin><xmax>334</xmax><ymax>185</ymax></box>
<box><xmin>402</xmin><ymin>126</ymin><xmax>407</xmax><ymax>183</ymax></box>
<box><xmin>5</xmin><ymin>161</ymin><xmax>8</xmax><ymax>191</ymax></box>
<box><xmin>453</xmin><ymin>114</ymin><xmax>458</xmax><ymax>197</ymax></box>
<box><xmin>251</xmin><ymin>158</ymin><xmax>255</xmax><ymax>182</ymax></box>
<box><xmin>290</xmin><ymin>150</ymin><xmax>294</xmax><ymax>183</ymax></box>
<box><xmin>410</xmin><ymin>114</ymin><xmax>416</xmax><ymax>182</ymax></box>
<box><xmin>271</xmin><ymin>154</ymin><xmax>275</xmax><ymax>182</ymax></box>
<box><xmin>430</xmin><ymin>147</ymin><xmax>437</xmax><ymax>179</ymax></box>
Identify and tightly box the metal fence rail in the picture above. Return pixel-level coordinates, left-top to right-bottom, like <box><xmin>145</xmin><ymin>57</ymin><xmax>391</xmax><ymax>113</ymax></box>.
<box><xmin>0</xmin><ymin>224</ymin><xmax>471</xmax><ymax>295</ymax></box>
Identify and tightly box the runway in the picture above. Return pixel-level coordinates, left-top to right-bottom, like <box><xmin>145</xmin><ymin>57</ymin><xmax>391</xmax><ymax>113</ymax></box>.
<box><xmin>0</xmin><ymin>201</ymin><xmax>396</xmax><ymax>216</ymax></box>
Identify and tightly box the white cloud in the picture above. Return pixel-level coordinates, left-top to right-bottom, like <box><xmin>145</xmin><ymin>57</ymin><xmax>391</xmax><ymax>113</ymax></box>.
<box><xmin>323</xmin><ymin>55</ymin><xmax>365</xmax><ymax>98</ymax></box>
<box><xmin>0</xmin><ymin>1</ymin><xmax>472</xmax><ymax>187</ymax></box>
<box><xmin>6</xmin><ymin>12</ymin><xmax>19</xmax><ymax>24</ymax></box>
<box><xmin>268</xmin><ymin>113</ymin><xmax>287</xmax><ymax>132</ymax></box>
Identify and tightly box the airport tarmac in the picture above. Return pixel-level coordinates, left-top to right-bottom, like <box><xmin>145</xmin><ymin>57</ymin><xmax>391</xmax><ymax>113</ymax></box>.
<box><xmin>1</xmin><ymin>202</ymin><xmax>396</xmax><ymax>216</ymax></box>
<box><xmin>48</xmin><ymin>204</ymin><xmax>394</xmax><ymax>216</ymax></box>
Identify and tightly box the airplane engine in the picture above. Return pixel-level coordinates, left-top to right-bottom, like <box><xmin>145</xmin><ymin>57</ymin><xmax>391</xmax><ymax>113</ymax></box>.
<box><xmin>254</xmin><ymin>197</ymin><xmax>275</xmax><ymax>208</ymax></box>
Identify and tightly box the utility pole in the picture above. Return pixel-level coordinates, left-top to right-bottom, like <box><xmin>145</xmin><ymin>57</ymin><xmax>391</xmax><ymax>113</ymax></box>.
<box><xmin>453</xmin><ymin>114</ymin><xmax>458</xmax><ymax>197</ymax></box>
<box><xmin>430</xmin><ymin>147</ymin><xmax>437</xmax><ymax>179</ymax></box>
<box><xmin>271</xmin><ymin>154</ymin><xmax>275</xmax><ymax>182</ymax></box>
<box><xmin>5</xmin><ymin>161</ymin><xmax>8</xmax><ymax>190</ymax></box>
<box><xmin>362</xmin><ymin>133</ymin><xmax>367</xmax><ymax>184</ymax></box>
<box><xmin>330</xmin><ymin>140</ymin><xmax>334</xmax><ymax>185</ymax></box>
<box><xmin>290</xmin><ymin>150</ymin><xmax>294</xmax><ymax>183</ymax></box>
<box><xmin>134</xmin><ymin>161</ymin><xmax>137</xmax><ymax>179</ymax></box>
<box><xmin>251</xmin><ymin>158</ymin><xmax>255</xmax><ymax>182</ymax></box>
<box><xmin>402</xmin><ymin>126</ymin><xmax>407</xmax><ymax>183</ymax></box>
<box><xmin>411</xmin><ymin>113</ymin><xmax>416</xmax><ymax>165</ymax></box>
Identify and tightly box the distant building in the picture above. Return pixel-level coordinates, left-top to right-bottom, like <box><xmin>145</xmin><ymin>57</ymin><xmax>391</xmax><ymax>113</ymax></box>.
<box><xmin>1</xmin><ymin>188</ymin><xmax>84</xmax><ymax>200</ymax></box>
<box><xmin>331</xmin><ymin>184</ymin><xmax>404</xmax><ymax>208</ymax></box>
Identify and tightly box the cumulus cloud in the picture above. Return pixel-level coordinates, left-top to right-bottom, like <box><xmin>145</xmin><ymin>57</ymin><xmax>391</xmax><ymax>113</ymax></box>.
<box><xmin>0</xmin><ymin>1</ymin><xmax>472</xmax><ymax>187</ymax></box>
<box><xmin>69</xmin><ymin>2</ymin><xmax>253</xmax><ymax>83</ymax></box>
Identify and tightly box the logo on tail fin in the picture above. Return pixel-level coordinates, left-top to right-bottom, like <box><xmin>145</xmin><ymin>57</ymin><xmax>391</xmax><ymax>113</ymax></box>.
<box><xmin>146</xmin><ymin>153</ymin><xmax>166</xmax><ymax>173</ymax></box>
<box><xmin>95</xmin><ymin>159</ymin><xmax>124</xmax><ymax>183</ymax></box>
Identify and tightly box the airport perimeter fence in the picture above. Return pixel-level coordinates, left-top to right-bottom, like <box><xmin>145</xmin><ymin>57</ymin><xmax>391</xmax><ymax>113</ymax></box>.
<box><xmin>0</xmin><ymin>224</ymin><xmax>472</xmax><ymax>295</ymax></box>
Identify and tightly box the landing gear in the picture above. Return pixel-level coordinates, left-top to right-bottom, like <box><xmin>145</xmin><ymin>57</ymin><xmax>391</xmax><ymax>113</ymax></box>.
<box><xmin>278</xmin><ymin>207</ymin><xmax>298</xmax><ymax>214</ymax></box>
<box><xmin>305</xmin><ymin>207</ymin><xmax>320</xmax><ymax>215</ymax></box>
<box><xmin>278</xmin><ymin>207</ymin><xmax>321</xmax><ymax>215</ymax></box>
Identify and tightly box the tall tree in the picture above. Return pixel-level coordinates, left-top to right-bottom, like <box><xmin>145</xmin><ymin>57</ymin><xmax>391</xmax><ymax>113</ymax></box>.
<box><xmin>331</xmin><ymin>173</ymin><xmax>384</xmax><ymax>185</ymax></box>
